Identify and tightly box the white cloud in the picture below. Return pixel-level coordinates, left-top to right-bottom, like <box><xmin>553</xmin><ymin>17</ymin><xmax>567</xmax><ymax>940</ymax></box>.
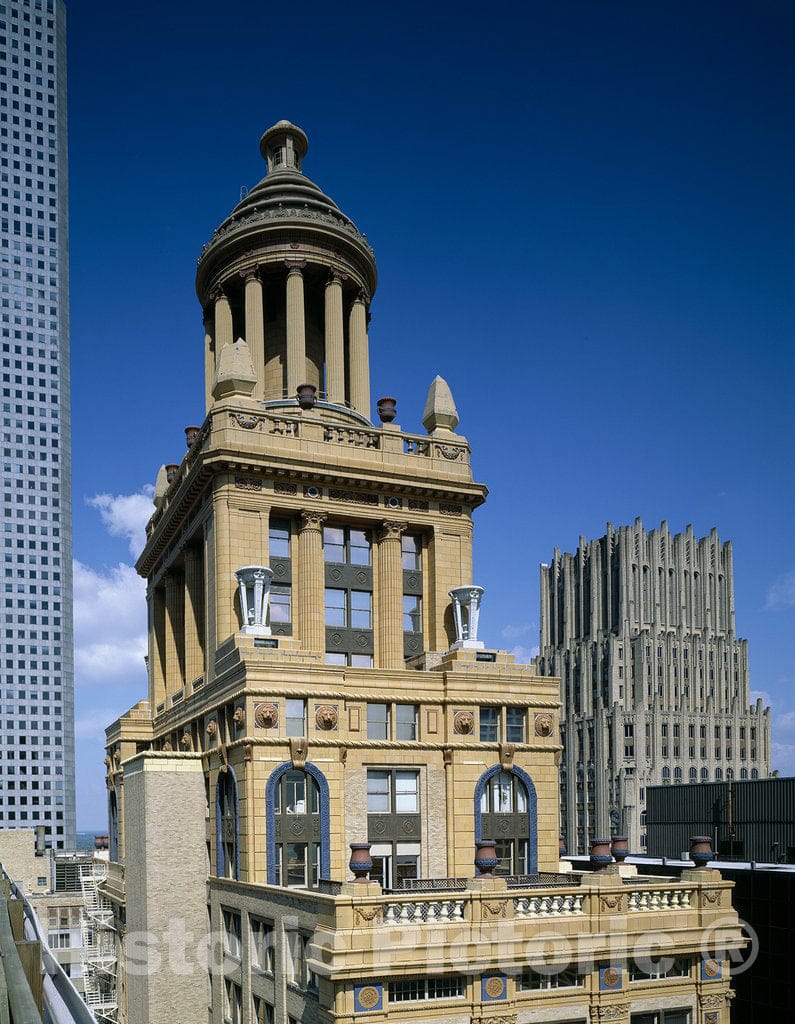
<box><xmin>510</xmin><ymin>644</ymin><xmax>540</xmax><ymax>665</ymax></box>
<box><xmin>501</xmin><ymin>623</ymin><xmax>533</xmax><ymax>640</ymax></box>
<box><xmin>73</xmin><ymin>560</ymin><xmax>147</xmax><ymax>684</ymax></box>
<box><xmin>86</xmin><ymin>485</ymin><xmax>154</xmax><ymax>560</ymax></box>
<box><xmin>765</xmin><ymin>570</ymin><xmax>795</xmax><ymax>611</ymax></box>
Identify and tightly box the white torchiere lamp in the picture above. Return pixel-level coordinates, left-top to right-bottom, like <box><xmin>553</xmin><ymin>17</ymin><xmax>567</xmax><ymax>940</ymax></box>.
<box><xmin>449</xmin><ymin>585</ymin><xmax>485</xmax><ymax>650</ymax></box>
<box><xmin>235</xmin><ymin>566</ymin><xmax>274</xmax><ymax>635</ymax></box>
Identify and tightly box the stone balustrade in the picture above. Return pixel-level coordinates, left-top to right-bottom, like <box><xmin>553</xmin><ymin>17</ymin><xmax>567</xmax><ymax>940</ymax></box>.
<box><xmin>513</xmin><ymin>892</ymin><xmax>585</xmax><ymax>918</ymax></box>
<box><xmin>383</xmin><ymin>898</ymin><xmax>466</xmax><ymax>925</ymax></box>
<box><xmin>626</xmin><ymin>886</ymin><xmax>694</xmax><ymax>912</ymax></box>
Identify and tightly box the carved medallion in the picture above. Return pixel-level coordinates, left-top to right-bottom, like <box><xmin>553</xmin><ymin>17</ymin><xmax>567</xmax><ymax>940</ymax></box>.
<box><xmin>254</xmin><ymin>702</ymin><xmax>278</xmax><ymax>728</ymax></box>
<box><xmin>484</xmin><ymin>976</ymin><xmax>506</xmax><ymax>999</ymax></box>
<box><xmin>454</xmin><ymin>710</ymin><xmax>474</xmax><ymax>735</ymax></box>
<box><xmin>535</xmin><ymin>713</ymin><xmax>554</xmax><ymax>737</ymax></box>
<box><xmin>602</xmin><ymin>966</ymin><xmax>621</xmax><ymax>988</ymax></box>
<box><xmin>703</xmin><ymin>958</ymin><xmax>720</xmax><ymax>978</ymax></box>
<box><xmin>357</xmin><ymin>986</ymin><xmax>380</xmax><ymax>1010</ymax></box>
<box><xmin>483</xmin><ymin>901</ymin><xmax>507</xmax><ymax>918</ymax></box>
<box><xmin>315</xmin><ymin>705</ymin><xmax>339</xmax><ymax>731</ymax></box>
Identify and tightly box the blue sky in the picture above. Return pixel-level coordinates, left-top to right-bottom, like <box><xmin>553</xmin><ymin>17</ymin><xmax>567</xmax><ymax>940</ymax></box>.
<box><xmin>67</xmin><ymin>1</ymin><xmax>795</xmax><ymax>827</ymax></box>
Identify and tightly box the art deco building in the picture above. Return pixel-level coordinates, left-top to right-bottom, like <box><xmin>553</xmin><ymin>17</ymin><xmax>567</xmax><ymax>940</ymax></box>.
<box><xmin>102</xmin><ymin>123</ymin><xmax>745</xmax><ymax>1024</ymax></box>
<box><xmin>0</xmin><ymin>0</ymin><xmax>75</xmax><ymax>850</ymax></box>
<box><xmin>538</xmin><ymin>519</ymin><xmax>771</xmax><ymax>856</ymax></box>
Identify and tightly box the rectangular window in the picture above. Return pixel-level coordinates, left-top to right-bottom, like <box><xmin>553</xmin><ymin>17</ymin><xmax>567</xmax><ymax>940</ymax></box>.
<box><xmin>269</xmin><ymin>519</ymin><xmax>290</xmax><ymax>558</ymax></box>
<box><xmin>402</xmin><ymin>594</ymin><xmax>421</xmax><ymax>632</ymax></box>
<box><xmin>367</xmin><ymin>702</ymin><xmax>390</xmax><ymax>740</ymax></box>
<box><xmin>517</xmin><ymin>967</ymin><xmax>583</xmax><ymax>990</ymax></box>
<box><xmin>224</xmin><ymin>980</ymin><xmax>242</xmax><ymax>1024</ymax></box>
<box><xmin>222</xmin><ymin>909</ymin><xmax>242</xmax><ymax>960</ymax></box>
<box><xmin>253</xmin><ymin>997</ymin><xmax>274</xmax><ymax>1024</ymax></box>
<box><xmin>505</xmin><ymin>707</ymin><xmax>525</xmax><ymax>743</ymax></box>
<box><xmin>366</xmin><ymin>770</ymin><xmax>390</xmax><ymax>813</ymax></box>
<box><xmin>394</xmin><ymin>770</ymin><xmax>419</xmax><ymax>813</ymax></box>
<box><xmin>350</xmin><ymin>590</ymin><xmax>372</xmax><ymax>629</ymax></box>
<box><xmin>250</xmin><ymin>917</ymin><xmax>274</xmax><ymax>974</ymax></box>
<box><xmin>270</xmin><ymin>585</ymin><xmax>291</xmax><ymax>624</ymax></box>
<box><xmin>323</xmin><ymin>526</ymin><xmax>345</xmax><ymax>563</ymax></box>
<box><xmin>401</xmin><ymin>534</ymin><xmax>420</xmax><ymax>570</ymax></box>
<box><xmin>285</xmin><ymin>699</ymin><xmax>306</xmax><ymax>737</ymax></box>
<box><xmin>350</xmin><ymin>529</ymin><xmax>371</xmax><ymax>565</ymax></box>
<box><xmin>395</xmin><ymin>704</ymin><xmax>418</xmax><ymax>741</ymax></box>
<box><xmin>388</xmin><ymin>976</ymin><xmax>466</xmax><ymax>1003</ymax></box>
<box><xmin>324</xmin><ymin>587</ymin><xmax>346</xmax><ymax>627</ymax></box>
<box><xmin>480</xmin><ymin>707</ymin><xmax>500</xmax><ymax>742</ymax></box>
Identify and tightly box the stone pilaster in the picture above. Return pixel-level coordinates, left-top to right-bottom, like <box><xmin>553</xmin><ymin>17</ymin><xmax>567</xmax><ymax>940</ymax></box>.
<box><xmin>203</xmin><ymin>307</ymin><xmax>214</xmax><ymax>412</ymax></box>
<box><xmin>164</xmin><ymin>570</ymin><xmax>184</xmax><ymax>694</ymax></box>
<box><xmin>183</xmin><ymin>545</ymin><xmax>204</xmax><ymax>686</ymax></box>
<box><xmin>213</xmin><ymin>289</ymin><xmax>233</xmax><ymax>366</ymax></box>
<box><xmin>149</xmin><ymin>585</ymin><xmax>166</xmax><ymax>709</ymax></box>
<box><xmin>377</xmin><ymin>520</ymin><xmax>406</xmax><ymax>670</ymax></box>
<box><xmin>285</xmin><ymin>261</ymin><xmax>307</xmax><ymax>397</ymax></box>
<box><xmin>324</xmin><ymin>271</ymin><xmax>346</xmax><ymax>404</ymax></box>
<box><xmin>297</xmin><ymin>511</ymin><xmax>327</xmax><ymax>653</ymax></box>
<box><xmin>242</xmin><ymin>267</ymin><xmax>265</xmax><ymax>400</ymax></box>
<box><xmin>348</xmin><ymin>291</ymin><xmax>370</xmax><ymax>418</ymax></box>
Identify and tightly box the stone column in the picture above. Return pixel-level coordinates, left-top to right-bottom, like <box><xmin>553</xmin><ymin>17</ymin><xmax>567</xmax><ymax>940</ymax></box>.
<box><xmin>297</xmin><ymin>511</ymin><xmax>327</xmax><ymax>653</ymax></box>
<box><xmin>324</xmin><ymin>271</ymin><xmax>346</xmax><ymax>404</ymax></box>
<box><xmin>214</xmin><ymin>289</ymin><xmax>233</xmax><ymax>366</ymax></box>
<box><xmin>183</xmin><ymin>546</ymin><xmax>205</xmax><ymax>686</ymax></box>
<box><xmin>377</xmin><ymin>521</ymin><xmax>407</xmax><ymax>670</ymax></box>
<box><xmin>285</xmin><ymin>260</ymin><xmax>307</xmax><ymax>397</ymax></box>
<box><xmin>348</xmin><ymin>291</ymin><xmax>370</xmax><ymax>417</ymax></box>
<box><xmin>149</xmin><ymin>586</ymin><xmax>166</xmax><ymax>709</ymax></box>
<box><xmin>164</xmin><ymin>570</ymin><xmax>185</xmax><ymax>694</ymax></box>
<box><xmin>203</xmin><ymin>307</ymin><xmax>215</xmax><ymax>412</ymax></box>
<box><xmin>241</xmin><ymin>267</ymin><xmax>265</xmax><ymax>400</ymax></box>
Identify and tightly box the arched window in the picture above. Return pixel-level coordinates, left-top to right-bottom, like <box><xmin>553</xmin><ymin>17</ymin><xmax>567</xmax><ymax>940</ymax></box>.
<box><xmin>740</xmin><ymin>768</ymin><xmax>748</xmax><ymax>780</ymax></box>
<box><xmin>689</xmin><ymin>767</ymin><xmax>697</xmax><ymax>782</ymax></box>
<box><xmin>475</xmin><ymin>765</ymin><xmax>537</xmax><ymax>875</ymax></box>
<box><xmin>726</xmin><ymin>768</ymin><xmax>734</xmax><ymax>780</ymax></box>
<box><xmin>108</xmin><ymin>790</ymin><xmax>119</xmax><ymax>862</ymax></box>
<box><xmin>700</xmin><ymin>767</ymin><xmax>708</xmax><ymax>781</ymax></box>
<box><xmin>662</xmin><ymin>766</ymin><xmax>670</xmax><ymax>780</ymax></box>
<box><xmin>715</xmin><ymin>768</ymin><xmax>723</xmax><ymax>780</ymax></box>
<box><xmin>674</xmin><ymin>767</ymin><xmax>682</xmax><ymax>783</ymax></box>
<box><xmin>266</xmin><ymin>762</ymin><xmax>330</xmax><ymax>888</ymax></box>
<box><xmin>751</xmin><ymin>768</ymin><xmax>758</xmax><ymax>780</ymax></box>
<box><xmin>216</xmin><ymin>768</ymin><xmax>239</xmax><ymax>880</ymax></box>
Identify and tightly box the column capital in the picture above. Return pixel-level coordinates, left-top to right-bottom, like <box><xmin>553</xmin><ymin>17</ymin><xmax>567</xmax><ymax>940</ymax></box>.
<box><xmin>327</xmin><ymin>269</ymin><xmax>348</xmax><ymax>286</ymax></box>
<box><xmin>379</xmin><ymin>520</ymin><xmax>408</xmax><ymax>541</ymax></box>
<box><xmin>299</xmin><ymin>510</ymin><xmax>328</xmax><ymax>532</ymax></box>
<box><xmin>239</xmin><ymin>265</ymin><xmax>261</xmax><ymax>282</ymax></box>
<box><xmin>353</xmin><ymin>287</ymin><xmax>370</xmax><ymax>305</ymax></box>
<box><xmin>211</xmin><ymin>285</ymin><xmax>230</xmax><ymax>303</ymax></box>
<box><xmin>284</xmin><ymin>258</ymin><xmax>308</xmax><ymax>275</ymax></box>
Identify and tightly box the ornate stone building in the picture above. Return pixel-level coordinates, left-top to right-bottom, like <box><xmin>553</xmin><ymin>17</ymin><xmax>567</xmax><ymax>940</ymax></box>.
<box><xmin>538</xmin><ymin>519</ymin><xmax>771</xmax><ymax>856</ymax></box>
<box><xmin>102</xmin><ymin>123</ymin><xmax>745</xmax><ymax>1024</ymax></box>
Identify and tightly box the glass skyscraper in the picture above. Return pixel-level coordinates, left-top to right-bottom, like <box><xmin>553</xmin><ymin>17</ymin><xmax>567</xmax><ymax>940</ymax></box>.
<box><xmin>0</xmin><ymin>0</ymin><xmax>74</xmax><ymax>849</ymax></box>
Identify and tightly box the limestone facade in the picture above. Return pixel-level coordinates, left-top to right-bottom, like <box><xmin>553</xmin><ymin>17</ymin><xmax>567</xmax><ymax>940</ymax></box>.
<box><xmin>538</xmin><ymin>518</ymin><xmax>771</xmax><ymax>855</ymax></box>
<box><xmin>102</xmin><ymin>123</ymin><xmax>745</xmax><ymax>1024</ymax></box>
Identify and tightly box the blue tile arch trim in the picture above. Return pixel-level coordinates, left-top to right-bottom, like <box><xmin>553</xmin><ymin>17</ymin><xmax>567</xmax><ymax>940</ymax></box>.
<box><xmin>474</xmin><ymin>763</ymin><xmax>538</xmax><ymax>874</ymax></box>
<box><xmin>215</xmin><ymin>765</ymin><xmax>240</xmax><ymax>880</ymax></box>
<box><xmin>266</xmin><ymin>760</ymin><xmax>331</xmax><ymax>885</ymax></box>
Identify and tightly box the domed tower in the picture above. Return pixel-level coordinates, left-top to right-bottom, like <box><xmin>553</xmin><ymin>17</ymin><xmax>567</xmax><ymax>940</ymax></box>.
<box><xmin>197</xmin><ymin>120</ymin><xmax>378</xmax><ymax>420</ymax></box>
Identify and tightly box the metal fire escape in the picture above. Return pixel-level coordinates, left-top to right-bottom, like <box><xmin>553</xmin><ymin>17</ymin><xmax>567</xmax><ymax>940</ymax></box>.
<box><xmin>79</xmin><ymin>861</ymin><xmax>118</xmax><ymax>1022</ymax></box>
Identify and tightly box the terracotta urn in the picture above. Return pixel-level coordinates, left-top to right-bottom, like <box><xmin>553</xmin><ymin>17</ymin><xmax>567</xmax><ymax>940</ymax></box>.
<box><xmin>296</xmin><ymin>383</ymin><xmax>317</xmax><ymax>410</ymax></box>
<box><xmin>165</xmin><ymin>463</ymin><xmax>179</xmax><ymax>484</ymax></box>
<box><xmin>611</xmin><ymin>836</ymin><xmax>629</xmax><ymax>863</ymax></box>
<box><xmin>690</xmin><ymin>835</ymin><xmax>713</xmax><ymax>869</ymax></box>
<box><xmin>376</xmin><ymin>396</ymin><xmax>397</xmax><ymax>423</ymax></box>
<box><xmin>590</xmin><ymin>837</ymin><xmax>612</xmax><ymax>870</ymax></box>
<box><xmin>184</xmin><ymin>425</ymin><xmax>201</xmax><ymax>448</ymax></box>
<box><xmin>475</xmin><ymin>839</ymin><xmax>499</xmax><ymax>876</ymax></box>
<box><xmin>349</xmin><ymin>842</ymin><xmax>373</xmax><ymax>883</ymax></box>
